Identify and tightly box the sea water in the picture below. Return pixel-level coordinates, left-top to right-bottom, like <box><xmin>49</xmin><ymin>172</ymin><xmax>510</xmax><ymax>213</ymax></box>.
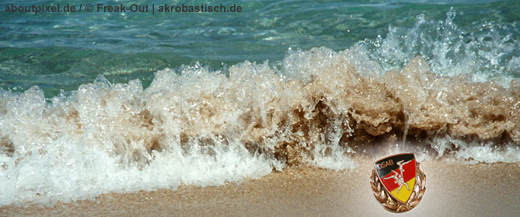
<box><xmin>0</xmin><ymin>0</ymin><xmax>519</xmax><ymax>206</ymax></box>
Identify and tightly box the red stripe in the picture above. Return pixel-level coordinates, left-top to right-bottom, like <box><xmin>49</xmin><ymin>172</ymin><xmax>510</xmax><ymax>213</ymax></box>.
<box><xmin>380</xmin><ymin>159</ymin><xmax>416</xmax><ymax>191</ymax></box>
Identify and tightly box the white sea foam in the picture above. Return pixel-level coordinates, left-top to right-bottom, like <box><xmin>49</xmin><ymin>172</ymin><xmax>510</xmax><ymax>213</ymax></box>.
<box><xmin>1</xmin><ymin>10</ymin><xmax>519</xmax><ymax>206</ymax></box>
<box><xmin>0</xmin><ymin>81</ymin><xmax>284</xmax><ymax>206</ymax></box>
<box><xmin>365</xmin><ymin>8</ymin><xmax>518</xmax><ymax>86</ymax></box>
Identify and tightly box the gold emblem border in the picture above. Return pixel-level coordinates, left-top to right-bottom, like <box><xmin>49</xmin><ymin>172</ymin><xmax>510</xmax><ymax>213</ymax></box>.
<box><xmin>370</xmin><ymin>161</ymin><xmax>426</xmax><ymax>213</ymax></box>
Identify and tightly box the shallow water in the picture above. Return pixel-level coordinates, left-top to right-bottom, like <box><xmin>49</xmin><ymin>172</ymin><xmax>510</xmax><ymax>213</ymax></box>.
<box><xmin>2</xmin><ymin>0</ymin><xmax>519</xmax><ymax>96</ymax></box>
<box><xmin>0</xmin><ymin>0</ymin><xmax>519</xmax><ymax>206</ymax></box>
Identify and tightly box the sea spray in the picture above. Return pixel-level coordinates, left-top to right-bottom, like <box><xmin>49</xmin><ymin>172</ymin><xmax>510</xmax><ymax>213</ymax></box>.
<box><xmin>365</xmin><ymin>8</ymin><xmax>519</xmax><ymax>85</ymax></box>
<box><xmin>1</xmin><ymin>9</ymin><xmax>520</xmax><ymax>206</ymax></box>
<box><xmin>2</xmin><ymin>47</ymin><xmax>519</xmax><ymax>206</ymax></box>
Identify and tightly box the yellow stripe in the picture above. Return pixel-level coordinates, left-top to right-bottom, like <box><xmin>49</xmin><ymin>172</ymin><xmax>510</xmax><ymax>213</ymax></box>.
<box><xmin>389</xmin><ymin>177</ymin><xmax>415</xmax><ymax>203</ymax></box>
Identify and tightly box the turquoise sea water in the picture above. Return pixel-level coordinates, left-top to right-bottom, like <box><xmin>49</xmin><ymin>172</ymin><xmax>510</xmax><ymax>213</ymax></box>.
<box><xmin>1</xmin><ymin>0</ymin><xmax>520</xmax><ymax>206</ymax></box>
<box><xmin>1</xmin><ymin>0</ymin><xmax>519</xmax><ymax>96</ymax></box>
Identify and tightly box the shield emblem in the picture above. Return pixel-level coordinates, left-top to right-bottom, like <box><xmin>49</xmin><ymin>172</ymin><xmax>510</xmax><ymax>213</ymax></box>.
<box><xmin>374</xmin><ymin>153</ymin><xmax>417</xmax><ymax>203</ymax></box>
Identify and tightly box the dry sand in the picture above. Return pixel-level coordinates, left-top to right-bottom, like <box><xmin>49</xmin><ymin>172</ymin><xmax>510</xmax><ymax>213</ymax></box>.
<box><xmin>1</xmin><ymin>159</ymin><xmax>519</xmax><ymax>217</ymax></box>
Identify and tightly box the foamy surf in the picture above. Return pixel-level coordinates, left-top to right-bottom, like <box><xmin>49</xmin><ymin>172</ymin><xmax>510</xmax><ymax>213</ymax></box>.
<box><xmin>1</xmin><ymin>9</ymin><xmax>519</xmax><ymax>206</ymax></box>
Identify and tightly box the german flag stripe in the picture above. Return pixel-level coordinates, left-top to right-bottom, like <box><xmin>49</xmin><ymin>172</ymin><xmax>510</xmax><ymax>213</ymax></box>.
<box><xmin>390</xmin><ymin>177</ymin><xmax>416</xmax><ymax>203</ymax></box>
<box><xmin>381</xmin><ymin>159</ymin><xmax>416</xmax><ymax>192</ymax></box>
<box><xmin>375</xmin><ymin>153</ymin><xmax>415</xmax><ymax>178</ymax></box>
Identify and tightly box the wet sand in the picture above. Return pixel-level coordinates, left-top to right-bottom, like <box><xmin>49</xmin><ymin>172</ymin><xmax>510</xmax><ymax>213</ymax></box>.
<box><xmin>2</xmin><ymin>159</ymin><xmax>519</xmax><ymax>217</ymax></box>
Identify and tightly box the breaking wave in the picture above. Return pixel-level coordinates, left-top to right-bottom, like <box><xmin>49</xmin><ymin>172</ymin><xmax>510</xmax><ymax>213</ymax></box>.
<box><xmin>1</xmin><ymin>9</ymin><xmax>519</xmax><ymax>206</ymax></box>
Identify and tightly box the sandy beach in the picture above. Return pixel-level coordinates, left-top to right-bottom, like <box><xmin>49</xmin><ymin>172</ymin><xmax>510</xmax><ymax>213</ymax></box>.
<box><xmin>2</xmin><ymin>158</ymin><xmax>519</xmax><ymax>217</ymax></box>
<box><xmin>2</xmin><ymin>1</ymin><xmax>520</xmax><ymax>217</ymax></box>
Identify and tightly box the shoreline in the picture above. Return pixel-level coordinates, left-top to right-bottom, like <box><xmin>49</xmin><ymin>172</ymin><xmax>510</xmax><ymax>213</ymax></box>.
<box><xmin>2</xmin><ymin>159</ymin><xmax>519</xmax><ymax>217</ymax></box>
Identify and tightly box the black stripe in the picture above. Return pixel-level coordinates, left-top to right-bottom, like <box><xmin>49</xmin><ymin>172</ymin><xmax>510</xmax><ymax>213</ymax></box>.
<box><xmin>375</xmin><ymin>153</ymin><xmax>415</xmax><ymax>178</ymax></box>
